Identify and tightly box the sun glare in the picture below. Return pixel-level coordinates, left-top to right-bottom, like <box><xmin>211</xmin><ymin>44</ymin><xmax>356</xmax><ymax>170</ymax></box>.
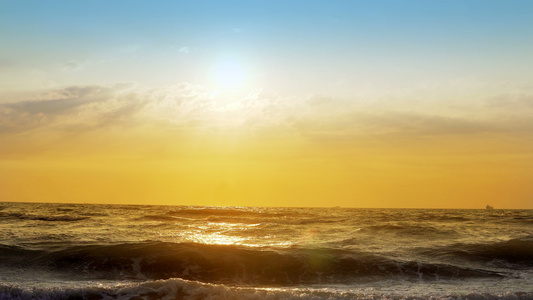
<box><xmin>212</xmin><ymin>58</ymin><xmax>247</xmax><ymax>90</ymax></box>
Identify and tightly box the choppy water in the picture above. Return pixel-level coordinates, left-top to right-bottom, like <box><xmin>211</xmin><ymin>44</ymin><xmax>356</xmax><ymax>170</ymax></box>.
<box><xmin>0</xmin><ymin>202</ymin><xmax>532</xmax><ymax>299</ymax></box>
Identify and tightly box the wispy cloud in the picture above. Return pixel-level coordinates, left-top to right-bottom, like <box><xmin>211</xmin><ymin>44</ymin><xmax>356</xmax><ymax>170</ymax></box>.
<box><xmin>485</xmin><ymin>93</ymin><xmax>533</xmax><ymax>110</ymax></box>
<box><xmin>61</xmin><ymin>61</ymin><xmax>84</xmax><ymax>72</ymax></box>
<box><xmin>0</xmin><ymin>85</ymin><xmax>137</xmax><ymax>134</ymax></box>
<box><xmin>2</xmin><ymin>83</ymin><xmax>532</xmax><ymax>143</ymax></box>
<box><xmin>3</xmin><ymin>86</ymin><xmax>105</xmax><ymax>115</ymax></box>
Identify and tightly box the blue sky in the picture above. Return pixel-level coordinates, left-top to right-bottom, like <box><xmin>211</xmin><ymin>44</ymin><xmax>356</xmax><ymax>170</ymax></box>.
<box><xmin>2</xmin><ymin>0</ymin><xmax>532</xmax><ymax>93</ymax></box>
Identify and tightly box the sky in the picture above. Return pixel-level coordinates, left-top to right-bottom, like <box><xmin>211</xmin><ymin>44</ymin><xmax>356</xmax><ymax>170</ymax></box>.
<box><xmin>1</xmin><ymin>1</ymin><xmax>533</xmax><ymax>208</ymax></box>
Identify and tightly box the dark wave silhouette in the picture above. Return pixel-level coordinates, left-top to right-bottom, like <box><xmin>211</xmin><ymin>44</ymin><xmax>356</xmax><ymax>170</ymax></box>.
<box><xmin>0</xmin><ymin>241</ymin><xmax>503</xmax><ymax>284</ymax></box>
<box><xmin>421</xmin><ymin>237</ymin><xmax>533</xmax><ymax>267</ymax></box>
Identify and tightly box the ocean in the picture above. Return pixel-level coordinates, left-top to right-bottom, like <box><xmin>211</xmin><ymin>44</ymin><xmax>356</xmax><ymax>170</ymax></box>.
<box><xmin>0</xmin><ymin>202</ymin><xmax>532</xmax><ymax>300</ymax></box>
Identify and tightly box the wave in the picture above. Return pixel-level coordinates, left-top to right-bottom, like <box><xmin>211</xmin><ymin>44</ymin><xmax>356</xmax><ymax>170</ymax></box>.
<box><xmin>135</xmin><ymin>214</ymin><xmax>185</xmax><ymax>222</ymax></box>
<box><xmin>358</xmin><ymin>223</ymin><xmax>457</xmax><ymax>237</ymax></box>
<box><xmin>55</xmin><ymin>207</ymin><xmax>75</xmax><ymax>212</ymax></box>
<box><xmin>135</xmin><ymin>208</ymin><xmax>340</xmax><ymax>225</ymax></box>
<box><xmin>2</xmin><ymin>277</ymin><xmax>533</xmax><ymax>300</ymax></box>
<box><xmin>164</xmin><ymin>207</ymin><xmax>319</xmax><ymax>219</ymax></box>
<box><xmin>0</xmin><ymin>242</ymin><xmax>502</xmax><ymax>285</ymax></box>
<box><xmin>0</xmin><ymin>212</ymin><xmax>89</xmax><ymax>222</ymax></box>
<box><xmin>167</xmin><ymin>207</ymin><xmax>277</xmax><ymax>217</ymax></box>
<box><xmin>0</xmin><ymin>279</ymin><xmax>280</xmax><ymax>300</ymax></box>
<box><xmin>419</xmin><ymin>236</ymin><xmax>533</xmax><ymax>267</ymax></box>
<box><xmin>509</xmin><ymin>216</ymin><xmax>533</xmax><ymax>225</ymax></box>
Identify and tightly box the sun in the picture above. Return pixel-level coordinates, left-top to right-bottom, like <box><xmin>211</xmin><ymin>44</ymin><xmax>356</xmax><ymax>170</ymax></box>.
<box><xmin>212</xmin><ymin>58</ymin><xmax>247</xmax><ymax>90</ymax></box>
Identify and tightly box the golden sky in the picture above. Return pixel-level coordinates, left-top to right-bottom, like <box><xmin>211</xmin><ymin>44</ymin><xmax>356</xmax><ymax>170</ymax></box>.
<box><xmin>1</xmin><ymin>1</ymin><xmax>533</xmax><ymax>208</ymax></box>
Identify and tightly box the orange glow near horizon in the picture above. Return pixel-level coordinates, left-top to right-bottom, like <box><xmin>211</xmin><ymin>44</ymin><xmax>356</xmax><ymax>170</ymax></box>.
<box><xmin>1</xmin><ymin>124</ymin><xmax>532</xmax><ymax>208</ymax></box>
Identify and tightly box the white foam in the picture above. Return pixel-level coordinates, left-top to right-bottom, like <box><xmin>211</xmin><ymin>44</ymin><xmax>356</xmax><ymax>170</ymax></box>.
<box><xmin>2</xmin><ymin>278</ymin><xmax>533</xmax><ymax>300</ymax></box>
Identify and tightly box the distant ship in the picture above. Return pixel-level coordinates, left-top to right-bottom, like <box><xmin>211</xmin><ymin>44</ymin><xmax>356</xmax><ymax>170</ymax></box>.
<box><xmin>486</xmin><ymin>205</ymin><xmax>494</xmax><ymax>210</ymax></box>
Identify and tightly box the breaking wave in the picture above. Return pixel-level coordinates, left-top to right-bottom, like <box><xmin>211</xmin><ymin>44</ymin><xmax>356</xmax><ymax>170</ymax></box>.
<box><xmin>2</xmin><ymin>277</ymin><xmax>533</xmax><ymax>300</ymax></box>
<box><xmin>0</xmin><ymin>241</ymin><xmax>503</xmax><ymax>285</ymax></box>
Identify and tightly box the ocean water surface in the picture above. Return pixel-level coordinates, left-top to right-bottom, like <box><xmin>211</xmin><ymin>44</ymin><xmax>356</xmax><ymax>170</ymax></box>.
<box><xmin>0</xmin><ymin>202</ymin><xmax>532</xmax><ymax>299</ymax></box>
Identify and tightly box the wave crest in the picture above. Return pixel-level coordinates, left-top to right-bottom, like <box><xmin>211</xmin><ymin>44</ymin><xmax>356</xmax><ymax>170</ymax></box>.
<box><xmin>0</xmin><ymin>242</ymin><xmax>502</xmax><ymax>284</ymax></box>
<box><xmin>2</xmin><ymin>278</ymin><xmax>533</xmax><ymax>300</ymax></box>
<box><xmin>0</xmin><ymin>212</ymin><xmax>88</xmax><ymax>222</ymax></box>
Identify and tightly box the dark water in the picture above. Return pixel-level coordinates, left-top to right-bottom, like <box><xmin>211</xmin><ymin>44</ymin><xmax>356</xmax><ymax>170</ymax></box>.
<box><xmin>0</xmin><ymin>202</ymin><xmax>532</xmax><ymax>299</ymax></box>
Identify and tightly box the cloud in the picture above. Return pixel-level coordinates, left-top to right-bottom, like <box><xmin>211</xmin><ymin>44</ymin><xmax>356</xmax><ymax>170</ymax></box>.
<box><xmin>2</xmin><ymin>82</ymin><xmax>532</xmax><ymax>145</ymax></box>
<box><xmin>3</xmin><ymin>86</ymin><xmax>105</xmax><ymax>115</ymax></box>
<box><xmin>0</xmin><ymin>85</ymin><xmax>141</xmax><ymax>134</ymax></box>
<box><xmin>61</xmin><ymin>61</ymin><xmax>84</xmax><ymax>71</ymax></box>
<box><xmin>288</xmin><ymin>95</ymin><xmax>533</xmax><ymax>144</ymax></box>
<box><xmin>178</xmin><ymin>46</ymin><xmax>190</xmax><ymax>54</ymax></box>
<box><xmin>485</xmin><ymin>93</ymin><xmax>533</xmax><ymax>110</ymax></box>
<box><xmin>290</xmin><ymin>111</ymin><xmax>483</xmax><ymax>140</ymax></box>
<box><xmin>357</xmin><ymin>112</ymin><xmax>495</xmax><ymax>136</ymax></box>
